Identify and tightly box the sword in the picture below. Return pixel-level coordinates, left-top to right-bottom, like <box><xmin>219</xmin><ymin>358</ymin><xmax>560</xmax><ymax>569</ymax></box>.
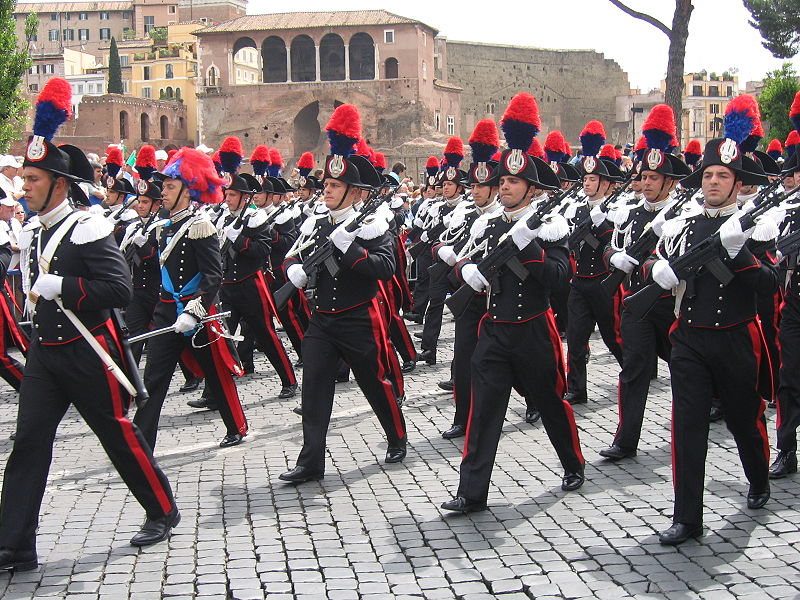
<box><xmin>128</xmin><ymin>311</ymin><xmax>233</xmax><ymax>344</ymax></box>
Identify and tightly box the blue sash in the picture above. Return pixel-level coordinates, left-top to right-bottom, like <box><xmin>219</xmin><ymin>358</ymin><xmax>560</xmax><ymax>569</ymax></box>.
<box><xmin>161</xmin><ymin>267</ymin><xmax>203</xmax><ymax>336</ymax></box>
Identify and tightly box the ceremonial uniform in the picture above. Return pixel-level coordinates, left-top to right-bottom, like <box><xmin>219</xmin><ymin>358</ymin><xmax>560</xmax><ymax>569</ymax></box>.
<box><xmin>0</xmin><ymin>212</ymin><xmax>24</xmax><ymax>390</ymax></box>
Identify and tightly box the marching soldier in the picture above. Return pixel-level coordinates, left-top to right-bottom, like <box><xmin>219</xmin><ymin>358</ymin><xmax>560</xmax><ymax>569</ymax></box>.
<box><xmin>0</xmin><ymin>80</ymin><xmax>178</xmax><ymax>573</ymax></box>
<box><xmin>441</xmin><ymin>94</ymin><xmax>585</xmax><ymax>513</ymax></box>
<box><xmin>133</xmin><ymin>147</ymin><xmax>248</xmax><ymax>449</ymax></box>
<box><xmin>278</xmin><ymin>104</ymin><xmax>407</xmax><ymax>483</ymax></box>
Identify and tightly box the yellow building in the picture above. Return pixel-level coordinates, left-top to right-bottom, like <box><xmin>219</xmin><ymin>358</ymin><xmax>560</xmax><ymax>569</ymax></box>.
<box><xmin>129</xmin><ymin>23</ymin><xmax>199</xmax><ymax>141</ymax></box>
<box><xmin>661</xmin><ymin>72</ymin><xmax>739</xmax><ymax>146</ymax></box>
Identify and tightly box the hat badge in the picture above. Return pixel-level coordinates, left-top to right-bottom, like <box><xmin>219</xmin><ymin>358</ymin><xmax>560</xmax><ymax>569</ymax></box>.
<box><xmin>474</xmin><ymin>163</ymin><xmax>489</xmax><ymax>183</ymax></box>
<box><xmin>505</xmin><ymin>149</ymin><xmax>526</xmax><ymax>175</ymax></box>
<box><xmin>106</xmin><ymin>176</ymin><xmax>115</xmax><ymax>188</ymax></box>
<box><xmin>646</xmin><ymin>149</ymin><xmax>665</xmax><ymax>170</ymax></box>
<box><xmin>583</xmin><ymin>156</ymin><xmax>597</xmax><ymax>173</ymax></box>
<box><xmin>298</xmin><ymin>175</ymin><xmax>307</xmax><ymax>188</ymax></box>
<box><xmin>137</xmin><ymin>179</ymin><xmax>149</xmax><ymax>195</ymax></box>
<box><xmin>446</xmin><ymin>166</ymin><xmax>457</xmax><ymax>181</ymax></box>
<box><xmin>328</xmin><ymin>155</ymin><xmax>345</xmax><ymax>178</ymax></box>
<box><xmin>26</xmin><ymin>136</ymin><xmax>46</xmax><ymax>161</ymax></box>
<box><xmin>719</xmin><ymin>139</ymin><xmax>739</xmax><ymax>165</ymax></box>
<box><xmin>549</xmin><ymin>160</ymin><xmax>559</xmax><ymax>174</ymax></box>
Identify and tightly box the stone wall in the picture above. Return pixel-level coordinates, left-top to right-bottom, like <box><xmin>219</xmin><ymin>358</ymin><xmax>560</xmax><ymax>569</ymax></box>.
<box><xmin>445</xmin><ymin>41</ymin><xmax>630</xmax><ymax>146</ymax></box>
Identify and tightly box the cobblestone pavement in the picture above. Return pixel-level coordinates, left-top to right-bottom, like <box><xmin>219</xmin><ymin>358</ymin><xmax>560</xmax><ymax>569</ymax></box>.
<box><xmin>0</xmin><ymin>315</ymin><xmax>799</xmax><ymax>600</ymax></box>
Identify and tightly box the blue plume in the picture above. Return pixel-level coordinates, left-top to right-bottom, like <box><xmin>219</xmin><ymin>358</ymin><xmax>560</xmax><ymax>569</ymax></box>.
<box><xmin>501</xmin><ymin>118</ymin><xmax>539</xmax><ymax>152</ymax></box>
<box><xmin>723</xmin><ymin>110</ymin><xmax>754</xmax><ymax>145</ymax></box>
<box><xmin>580</xmin><ymin>133</ymin><xmax>604</xmax><ymax>157</ymax></box>
<box><xmin>545</xmin><ymin>149</ymin><xmax>566</xmax><ymax>163</ymax></box>
<box><xmin>792</xmin><ymin>115</ymin><xmax>800</xmax><ymax>135</ymax></box>
<box><xmin>470</xmin><ymin>142</ymin><xmax>496</xmax><ymax>164</ymax></box>
<box><xmin>327</xmin><ymin>131</ymin><xmax>357</xmax><ymax>158</ymax></box>
<box><xmin>219</xmin><ymin>151</ymin><xmax>241</xmax><ymax>174</ymax></box>
<box><xmin>267</xmin><ymin>163</ymin><xmax>280</xmax><ymax>177</ymax></box>
<box><xmin>162</xmin><ymin>157</ymin><xmax>182</xmax><ymax>180</ymax></box>
<box><xmin>643</xmin><ymin>130</ymin><xmax>672</xmax><ymax>152</ymax></box>
<box><xmin>33</xmin><ymin>100</ymin><xmax>68</xmax><ymax>141</ymax></box>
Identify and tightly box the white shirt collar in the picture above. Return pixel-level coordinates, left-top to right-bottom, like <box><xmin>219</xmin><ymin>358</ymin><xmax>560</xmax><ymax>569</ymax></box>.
<box><xmin>38</xmin><ymin>200</ymin><xmax>73</xmax><ymax>230</ymax></box>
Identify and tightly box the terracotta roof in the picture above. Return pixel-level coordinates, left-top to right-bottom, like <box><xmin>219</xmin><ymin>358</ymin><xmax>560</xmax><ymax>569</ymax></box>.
<box><xmin>195</xmin><ymin>10</ymin><xmax>436</xmax><ymax>35</ymax></box>
<box><xmin>14</xmin><ymin>1</ymin><xmax>132</xmax><ymax>13</ymax></box>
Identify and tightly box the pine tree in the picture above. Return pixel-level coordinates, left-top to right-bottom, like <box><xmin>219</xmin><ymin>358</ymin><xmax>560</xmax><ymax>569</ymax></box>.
<box><xmin>0</xmin><ymin>2</ymin><xmax>37</xmax><ymax>152</ymax></box>
<box><xmin>759</xmin><ymin>63</ymin><xmax>800</xmax><ymax>146</ymax></box>
<box><xmin>108</xmin><ymin>37</ymin><xmax>123</xmax><ymax>94</ymax></box>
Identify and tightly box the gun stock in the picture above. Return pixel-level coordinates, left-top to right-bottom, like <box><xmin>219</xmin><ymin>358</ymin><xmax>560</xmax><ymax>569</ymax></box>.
<box><xmin>110</xmin><ymin>308</ymin><xmax>149</xmax><ymax>408</ymax></box>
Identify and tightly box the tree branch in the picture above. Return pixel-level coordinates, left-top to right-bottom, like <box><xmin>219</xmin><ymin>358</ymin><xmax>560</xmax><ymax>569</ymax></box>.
<box><xmin>607</xmin><ymin>0</ymin><xmax>672</xmax><ymax>37</ymax></box>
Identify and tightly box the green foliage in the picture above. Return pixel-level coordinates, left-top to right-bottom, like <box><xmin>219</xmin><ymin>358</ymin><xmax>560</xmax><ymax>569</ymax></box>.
<box><xmin>108</xmin><ymin>37</ymin><xmax>123</xmax><ymax>94</ymax></box>
<box><xmin>744</xmin><ymin>0</ymin><xmax>800</xmax><ymax>58</ymax></box>
<box><xmin>758</xmin><ymin>63</ymin><xmax>800</xmax><ymax>147</ymax></box>
<box><xmin>0</xmin><ymin>3</ymin><xmax>37</xmax><ymax>152</ymax></box>
<box><xmin>149</xmin><ymin>27</ymin><xmax>167</xmax><ymax>43</ymax></box>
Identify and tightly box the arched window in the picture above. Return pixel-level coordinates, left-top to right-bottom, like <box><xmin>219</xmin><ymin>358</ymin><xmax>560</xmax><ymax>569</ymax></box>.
<box><xmin>261</xmin><ymin>36</ymin><xmax>287</xmax><ymax>83</ymax></box>
<box><xmin>207</xmin><ymin>65</ymin><xmax>218</xmax><ymax>87</ymax></box>
<box><xmin>349</xmin><ymin>32</ymin><xmax>374</xmax><ymax>80</ymax></box>
<box><xmin>165</xmin><ymin>86</ymin><xmax>173</xmax><ymax>99</ymax></box>
<box><xmin>384</xmin><ymin>57</ymin><xmax>398</xmax><ymax>79</ymax></box>
<box><xmin>319</xmin><ymin>33</ymin><xmax>344</xmax><ymax>81</ymax></box>
<box><xmin>178</xmin><ymin>116</ymin><xmax>185</xmax><ymax>132</ymax></box>
<box><xmin>160</xmin><ymin>115</ymin><xmax>169</xmax><ymax>139</ymax></box>
<box><xmin>290</xmin><ymin>34</ymin><xmax>315</xmax><ymax>82</ymax></box>
<box><xmin>119</xmin><ymin>110</ymin><xmax>129</xmax><ymax>139</ymax></box>
<box><xmin>140</xmin><ymin>113</ymin><xmax>150</xmax><ymax>141</ymax></box>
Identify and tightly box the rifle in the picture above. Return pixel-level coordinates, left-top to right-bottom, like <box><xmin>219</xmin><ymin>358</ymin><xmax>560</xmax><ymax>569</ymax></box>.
<box><xmin>567</xmin><ymin>174</ymin><xmax>635</xmax><ymax>250</ymax></box>
<box><xmin>444</xmin><ymin>189</ymin><xmax>567</xmax><ymax>319</ymax></box>
<box><xmin>123</xmin><ymin>211</ymin><xmax>160</xmax><ymax>265</ymax></box>
<box><xmin>599</xmin><ymin>187</ymin><xmax>699</xmax><ymax>295</ymax></box>
<box><xmin>219</xmin><ymin>201</ymin><xmax>255</xmax><ymax>258</ymax></box>
<box><xmin>272</xmin><ymin>191</ymin><xmax>390</xmax><ymax>312</ymax></box>
<box><xmin>625</xmin><ymin>183</ymin><xmax>797</xmax><ymax>320</ymax></box>
<box><xmin>111</xmin><ymin>308</ymin><xmax>149</xmax><ymax>409</ymax></box>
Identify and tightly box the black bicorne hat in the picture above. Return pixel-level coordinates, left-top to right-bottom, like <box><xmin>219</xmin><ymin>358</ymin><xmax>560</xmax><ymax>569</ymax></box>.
<box><xmin>135</xmin><ymin>177</ymin><xmax>163</xmax><ymax>201</ymax></box>
<box><xmin>637</xmin><ymin>149</ymin><xmax>692</xmax><ymax>180</ymax></box>
<box><xmin>550</xmin><ymin>161</ymin><xmax>580</xmax><ymax>183</ymax></box>
<box><xmin>468</xmin><ymin>160</ymin><xmax>499</xmax><ymax>185</ymax></box>
<box><xmin>681</xmin><ymin>138</ymin><xmax>769</xmax><ymax>188</ymax></box>
<box><xmin>226</xmin><ymin>173</ymin><xmax>257</xmax><ymax>195</ymax></box>
<box><xmin>490</xmin><ymin>149</ymin><xmax>559</xmax><ymax>190</ymax></box>
<box><xmin>349</xmin><ymin>155</ymin><xmax>382</xmax><ymax>189</ymax></box>
<box><xmin>105</xmin><ymin>176</ymin><xmax>135</xmax><ymax>195</ymax></box>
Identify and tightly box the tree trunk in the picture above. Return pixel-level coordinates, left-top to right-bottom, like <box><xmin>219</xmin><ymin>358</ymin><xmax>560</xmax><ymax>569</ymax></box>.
<box><xmin>664</xmin><ymin>0</ymin><xmax>693</xmax><ymax>146</ymax></box>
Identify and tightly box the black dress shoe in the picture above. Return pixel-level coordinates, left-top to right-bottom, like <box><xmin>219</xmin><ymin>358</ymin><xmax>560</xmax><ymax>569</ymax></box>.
<box><xmin>385</xmin><ymin>439</ymin><xmax>407</xmax><ymax>463</ymax></box>
<box><xmin>278</xmin><ymin>384</ymin><xmax>298</xmax><ymax>399</ymax></box>
<box><xmin>440</xmin><ymin>496</ymin><xmax>487</xmax><ymax>513</ymax></box>
<box><xmin>709</xmin><ymin>406</ymin><xmax>724</xmax><ymax>422</ymax></box>
<box><xmin>418</xmin><ymin>349</ymin><xmax>436</xmax><ymax>365</ymax></box>
<box><xmin>599</xmin><ymin>444</ymin><xmax>637</xmax><ymax>460</ymax></box>
<box><xmin>0</xmin><ymin>548</ymin><xmax>37</xmax><ymax>572</ymax></box>
<box><xmin>659</xmin><ymin>522</ymin><xmax>702</xmax><ymax>545</ymax></box>
<box><xmin>292</xmin><ymin>405</ymin><xmax>303</xmax><ymax>416</ymax></box>
<box><xmin>438</xmin><ymin>380</ymin><xmax>454</xmax><ymax>391</ymax></box>
<box><xmin>563</xmin><ymin>392</ymin><xmax>587</xmax><ymax>405</ymax></box>
<box><xmin>242</xmin><ymin>363</ymin><xmax>255</xmax><ymax>375</ymax></box>
<box><xmin>442</xmin><ymin>424</ymin><xmax>466</xmax><ymax>439</ymax></box>
<box><xmin>187</xmin><ymin>396</ymin><xmax>218</xmax><ymax>410</ymax></box>
<box><xmin>179</xmin><ymin>376</ymin><xmax>203</xmax><ymax>393</ymax></box>
<box><xmin>769</xmin><ymin>450</ymin><xmax>797</xmax><ymax>479</ymax></box>
<box><xmin>219</xmin><ymin>433</ymin><xmax>244</xmax><ymax>448</ymax></box>
<box><xmin>525</xmin><ymin>409</ymin><xmax>540</xmax><ymax>424</ymax></box>
<box><xmin>401</xmin><ymin>360</ymin><xmax>417</xmax><ymax>373</ymax></box>
<box><xmin>403</xmin><ymin>312</ymin><xmax>423</xmax><ymax>324</ymax></box>
<box><xmin>279</xmin><ymin>465</ymin><xmax>324</xmax><ymax>483</ymax></box>
<box><xmin>561</xmin><ymin>468</ymin><xmax>585</xmax><ymax>491</ymax></box>
<box><xmin>747</xmin><ymin>486</ymin><xmax>770</xmax><ymax>509</ymax></box>
<box><xmin>130</xmin><ymin>508</ymin><xmax>181</xmax><ymax>547</ymax></box>
<box><xmin>413</xmin><ymin>332</ymin><xmax>423</xmax><ymax>339</ymax></box>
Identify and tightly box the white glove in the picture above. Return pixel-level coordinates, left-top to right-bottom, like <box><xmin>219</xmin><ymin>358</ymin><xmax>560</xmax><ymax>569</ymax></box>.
<box><xmin>590</xmin><ymin>204</ymin><xmax>607</xmax><ymax>226</ymax></box>
<box><xmin>652</xmin><ymin>259</ymin><xmax>679</xmax><ymax>291</ymax></box>
<box><xmin>509</xmin><ymin>219</ymin><xmax>540</xmax><ymax>250</ymax></box>
<box><xmin>287</xmin><ymin>263</ymin><xmax>308</xmax><ymax>289</ymax></box>
<box><xmin>133</xmin><ymin>232</ymin><xmax>149</xmax><ymax>247</ymax></box>
<box><xmin>413</xmin><ymin>217</ymin><xmax>424</xmax><ymax>228</ymax></box>
<box><xmin>331</xmin><ymin>223</ymin><xmax>358</xmax><ymax>253</ymax></box>
<box><xmin>32</xmin><ymin>274</ymin><xmax>63</xmax><ymax>300</ymax></box>
<box><xmin>776</xmin><ymin>249</ymin><xmax>785</xmax><ymax>264</ymax></box>
<box><xmin>224</xmin><ymin>224</ymin><xmax>242</xmax><ymax>243</ymax></box>
<box><xmin>609</xmin><ymin>251</ymin><xmax>639</xmax><ymax>274</ymax></box>
<box><xmin>718</xmin><ymin>217</ymin><xmax>753</xmax><ymax>259</ymax></box>
<box><xmin>420</xmin><ymin>231</ymin><xmax>430</xmax><ymax>243</ymax></box>
<box><xmin>650</xmin><ymin>209</ymin><xmax>668</xmax><ymax>237</ymax></box>
<box><xmin>461</xmin><ymin>263</ymin><xmax>489</xmax><ymax>292</ymax></box>
<box><xmin>437</xmin><ymin>245</ymin><xmax>458</xmax><ymax>266</ymax></box>
<box><xmin>173</xmin><ymin>312</ymin><xmax>198</xmax><ymax>334</ymax></box>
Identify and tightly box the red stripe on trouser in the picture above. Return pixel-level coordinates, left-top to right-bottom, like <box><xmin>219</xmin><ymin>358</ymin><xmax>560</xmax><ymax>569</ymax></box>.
<box><xmin>253</xmin><ymin>275</ymin><xmax>296</xmax><ymax>385</ymax></box>
<box><xmin>376</xmin><ymin>282</ymin><xmax>405</xmax><ymax>395</ymax></box>
<box><xmin>255</xmin><ymin>270</ymin><xmax>280</xmax><ymax>319</ymax></box>
<box><xmin>613</xmin><ymin>288</ymin><xmax>623</xmax><ymax>350</ymax></box>
<box><xmin>546</xmin><ymin>309</ymin><xmax>584</xmax><ymax>463</ymax></box>
<box><xmin>180</xmin><ymin>350</ymin><xmax>204</xmax><ymax>378</ymax></box>
<box><xmin>0</xmin><ymin>307</ymin><xmax>22</xmax><ymax>382</ymax></box>
<box><xmin>208</xmin><ymin>331</ymin><xmax>248</xmax><ymax>435</ymax></box>
<box><xmin>367</xmin><ymin>298</ymin><xmax>405</xmax><ymax>438</ymax></box>
<box><xmin>380</xmin><ymin>280</ymin><xmax>415</xmax><ymax>358</ymax></box>
<box><xmin>747</xmin><ymin>320</ymin><xmax>770</xmax><ymax>463</ymax></box>
<box><xmin>755</xmin><ymin>315</ymin><xmax>774</xmax><ymax>403</ymax></box>
<box><xmin>0</xmin><ymin>291</ymin><xmax>28</xmax><ymax>354</ymax></box>
<box><xmin>284</xmin><ymin>296</ymin><xmax>306</xmax><ymax>342</ymax></box>
<box><xmin>4</xmin><ymin>281</ymin><xmax>22</xmax><ymax>314</ymax></box>
<box><xmin>96</xmin><ymin>334</ymin><xmax>173</xmax><ymax>514</ymax></box>
<box><xmin>669</xmin><ymin>318</ymin><xmax>679</xmax><ymax>490</ymax></box>
<box><xmin>461</xmin><ymin>314</ymin><xmax>487</xmax><ymax>459</ymax></box>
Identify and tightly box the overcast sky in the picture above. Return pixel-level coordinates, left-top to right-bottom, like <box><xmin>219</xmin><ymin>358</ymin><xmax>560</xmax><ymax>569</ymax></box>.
<box><xmin>248</xmin><ymin>0</ymin><xmax>800</xmax><ymax>91</ymax></box>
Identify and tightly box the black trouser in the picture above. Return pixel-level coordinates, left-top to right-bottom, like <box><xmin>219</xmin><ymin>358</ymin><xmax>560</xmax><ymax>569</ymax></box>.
<box><xmin>135</xmin><ymin>302</ymin><xmax>248</xmax><ymax>449</ymax></box>
<box><xmin>757</xmin><ymin>290</ymin><xmax>781</xmax><ymax>403</ymax></box>
<box><xmin>613</xmin><ymin>298</ymin><xmax>674</xmax><ymax>451</ymax></box>
<box><xmin>420</xmin><ymin>273</ymin><xmax>452</xmax><ymax>352</ymax></box>
<box><xmin>295</xmin><ymin>300</ymin><xmax>406</xmax><ymax>473</ymax></box>
<box><xmin>566</xmin><ymin>276</ymin><xmax>623</xmax><ymax>397</ymax></box>
<box><xmin>270</xmin><ymin>274</ymin><xmax>309</xmax><ymax>359</ymax></box>
<box><xmin>452</xmin><ymin>294</ymin><xmax>486</xmax><ymax>428</ymax></box>
<box><xmin>411</xmin><ymin>251</ymin><xmax>433</xmax><ymax>316</ymax></box>
<box><xmin>550</xmin><ymin>275</ymin><xmax>571</xmax><ymax>334</ymax></box>
<box><xmin>776</xmin><ymin>300</ymin><xmax>800</xmax><ymax>453</ymax></box>
<box><xmin>457</xmin><ymin>312</ymin><xmax>584</xmax><ymax>502</ymax></box>
<box><xmin>380</xmin><ymin>279</ymin><xmax>416</xmax><ymax>364</ymax></box>
<box><xmin>0</xmin><ymin>331</ymin><xmax>175</xmax><ymax>553</ymax></box>
<box><xmin>222</xmin><ymin>277</ymin><xmax>296</xmax><ymax>387</ymax></box>
<box><xmin>669</xmin><ymin>319</ymin><xmax>770</xmax><ymax>526</ymax></box>
<box><xmin>126</xmin><ymin>287</ymin><xmax>158</xmax><ymax>364</ymax></box>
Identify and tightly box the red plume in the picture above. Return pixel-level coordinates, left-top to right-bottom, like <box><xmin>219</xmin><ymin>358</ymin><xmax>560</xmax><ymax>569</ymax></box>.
<box><xmin>767</xmin><ymin>139</ymin><xmax>783</xmax><ymax>154</ymax></box>
<box><xmin>297</xmin><ymin>152</ymin><xmax>315</xmax><ymax>170</ymax></box>
<box><xmin>491</xmin><ymin>151</ymin><xmax>502</xmax><ymax>161</ymax></box>
<box><xmin>581</xmin><ymin>120</ymin><xmax>606</xmax><ymax>137</ymax></box>
<box><xmin>528</xmin><ymin>138</ymin><xmax>545</xmax><ymax>159</ymax></box>
<box><xmin>444</xmin><ymin>136</ymin><xmax>464</xmax><ymax>158</ymax></box>
<box><xmin>684</xmin><ymin>139</ymin><xmax>702</xmax><ymax>154</ymax></box>
<box><xmin>642</xmin><ymin>104</ymin><xmax>676</xmax><ymax>135</ymax></box>
<box><xmin>135</xmin><ymin>144</ymin><xmax>157</xmax><ymax>168</ymax></box>
<box><xmin>249</xmin><ymin>144</ymin><xmax>271</xmax><ymax>164</ymax></box>
<box><xmin>787</xmin><ymin>130</ymin><xmax>800</xmax><ymax>147</ymax></box>
<box><xmin>501</xmin><ymin>92</ymin><xmax>541</xmax><ymax>129</ymax></box>
<box><xmin>373</xmin><ymin>152</ymin><xmax>386</xmax><ymax>169</ymax></box>
<box><xmin>544</xmin><ymin>130</ymin><xmax>567</xmax><ymax>152</ymax></box>
<box><xmin>354</xmin><ymin>138</ymin><xmax>371</xmax><ymax>157</ymax></box>
<box><xmin>105</xmin><ymin>146</ymin><xmax>123</xmax><ymax>166</ymax></box>
<box><xmin>599</xmin><ymin>144</ymin><xmax>616</xmax><ymax>158</ymax></box>
<box><xmin>634</xmin><ymin>136</ymin><xmax>647</xmax><ymax>151</ymax></box>
<box><xmin>37</xmin><ymin>77</ymin><xmax>72</xmax><ymax>114</ymax></box>
<box><xmin>425</xmin><ymin>156</ymin><xmax>440</xmax><ymax>169</ymax></box>
<box><xmin>269</xmin><ymin>148</ymin><xmax>283</xmax><ymax>168</ymax></box>
<box><xmin>211</xmin><ymin>151</ymin><xmax>221</xmax><ymax>165</ymax></box>
<box><xmin>468</xmin><ymin>119</ymin><xmax>500</xmax><ymax>146</ymax></box>
<box><xmin>219</xmin><ymin>136</ymin><xmax>243</xmax><ymax>156</ymax></box>
<box><xmin>166</xmin><ymin>149</ymin><xmax>177</xmax><ymax>163</ymax></box>
<box><xmin>790</xmin><ymin>90</ymin><xmax>800</xmax><ymax>118</ymax></box>
<box><xmin>326</xmin><ymin>104</ymin><xmax>362</xmax><ymax>139</ymax></box>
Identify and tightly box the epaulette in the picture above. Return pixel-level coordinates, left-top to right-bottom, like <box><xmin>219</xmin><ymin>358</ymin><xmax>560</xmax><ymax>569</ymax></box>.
<box><xmin>661</xmin><ymin>203</ymin><xmax>702</xmax><ymax>239</ymax></box>
<box><xmin>19</xmin><ymin>218</ymin><xmax>41</xmax><ymax>251</ymax></box>
<box><xmin>188</xmin><ymin>212</ymin><xmax>216</xmax><ymax>239</ymax></box>
<box><xmin>71</xmin><ymin>213</ymin><xmax>114</xmax><ymax>245</ymax></box>
<box><xmin>247</xmin><ymin>210</ymin><xmax>268</xmax><ymax>229</ymax></box>
<box><xmin>469</xmin><ymin>212</ymin><xmax>492</xmax><ymax>240</ymax></box>
<box><xmin>300</xmin><ymin>212</ymin><xmax>326</xmax><ymax>236</ymax></box>
<box><xmin>274</xmin><ymin>208</ymin><xmax>294</xmax><ymax>226</ymax></box>
<box><xmin>359</xmin><ymin>212</ymin><xmax>390</xmax><ymax>240</ymax></box>
<box><xmin>752</xmin><ymin>211</ymin><xmax>781</xmax><ymax>242</ymax></box>
<box><xmin>88</xmin><ymin>204</ymin><xmax>104</xmax><ymax>215</ymax></box>
<box><xmin>120</xmin><ymin>208</ymin><xmax>137</xmax><ymax>222</ymax></box>
<box><xmin>608</xmin><ymin>200</ymin><xmax>642</xmax><ymax>226</ymax></box>
<box><xmin>538</xmin><ymin>213</ymin><xmax>570</xmax><ymax>242</ymax></box>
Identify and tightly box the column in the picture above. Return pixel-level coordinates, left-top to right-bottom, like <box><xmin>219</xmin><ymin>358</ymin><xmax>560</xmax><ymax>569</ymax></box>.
<box><xmin>286</xmin><ymin>45</ymin><xmax>292</xmax><ymax>82</ymax></box>
<box><xmin>343</xmin><ymin>44</ymin><xmax>349</xmax><ymax>81</ymax></box>
<box><xmin>315</xmin><ymin>44</ymin><xmax>320</xmax><ymax>82</ymax></box>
